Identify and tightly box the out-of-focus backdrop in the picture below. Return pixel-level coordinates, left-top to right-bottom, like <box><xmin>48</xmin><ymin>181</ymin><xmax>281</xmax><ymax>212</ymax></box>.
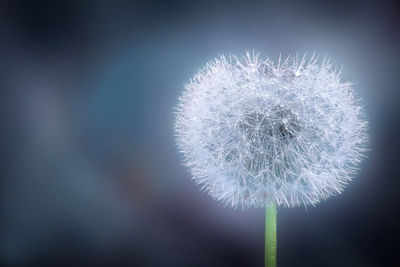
<box><xmin>0</xmin><ymin>1</ymin><xmax>399</xmax><ymax>266</ymax></box>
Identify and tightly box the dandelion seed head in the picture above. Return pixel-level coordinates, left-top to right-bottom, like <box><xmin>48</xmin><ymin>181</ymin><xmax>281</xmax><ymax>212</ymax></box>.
<box><xmin>174</xmin><ymin>52</ymin><xmax>368</xmax><ymax>208</ymax></box>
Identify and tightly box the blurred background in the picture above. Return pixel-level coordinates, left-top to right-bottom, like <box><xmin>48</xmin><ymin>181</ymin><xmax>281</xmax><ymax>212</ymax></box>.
<box><xmin>0</xmin><ymin>0</ymin><xmax>399</xmax><ymax>266</ymax></box>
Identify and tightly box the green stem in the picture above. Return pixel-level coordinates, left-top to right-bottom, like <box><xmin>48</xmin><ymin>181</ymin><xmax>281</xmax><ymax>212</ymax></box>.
<box><xmin>265</xmin><ymin>205</ymin><xmax>277</xmax><ymax>267</ymax></box>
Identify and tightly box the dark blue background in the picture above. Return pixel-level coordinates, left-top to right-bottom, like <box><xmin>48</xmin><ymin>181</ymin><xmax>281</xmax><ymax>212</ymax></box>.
<box><xmin>1</xmin><ymin>1</ymin><xmax>399</xmax><ymax>266</ymax></box>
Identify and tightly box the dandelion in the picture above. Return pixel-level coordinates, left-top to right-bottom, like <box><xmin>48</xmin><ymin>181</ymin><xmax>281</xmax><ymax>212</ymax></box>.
<box><xmin>174</xmin><ymin>52</ymin><xmax>368</xmax><ymax>266</ymax></box>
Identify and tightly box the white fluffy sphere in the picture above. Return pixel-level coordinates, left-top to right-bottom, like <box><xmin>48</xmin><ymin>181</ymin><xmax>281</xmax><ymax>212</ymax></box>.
<box><xmin>174</xmin><ymin>52</ymin><xmax>368</xmax><ymax>208</ymax></box>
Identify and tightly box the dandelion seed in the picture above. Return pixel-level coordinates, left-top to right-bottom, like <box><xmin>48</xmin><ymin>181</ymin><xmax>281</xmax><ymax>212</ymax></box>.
<box><xmin>174</xmin><ymin>52</ymin><xmax>368</xmax><ymax>209</ymax></box>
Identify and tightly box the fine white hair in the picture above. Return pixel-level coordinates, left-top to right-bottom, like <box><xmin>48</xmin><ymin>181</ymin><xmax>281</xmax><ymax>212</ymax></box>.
<box><xmin>175</xmin><ymin>52</ymin><xmax>368</xmax><ymax>208</ymax></box>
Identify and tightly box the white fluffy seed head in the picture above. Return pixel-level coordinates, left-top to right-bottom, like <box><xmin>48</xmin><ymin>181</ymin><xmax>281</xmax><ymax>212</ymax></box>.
<box><xmin>174</xmin><ymin>52</ymin><xmax>368</xmax><ymax>208</ymax></box>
